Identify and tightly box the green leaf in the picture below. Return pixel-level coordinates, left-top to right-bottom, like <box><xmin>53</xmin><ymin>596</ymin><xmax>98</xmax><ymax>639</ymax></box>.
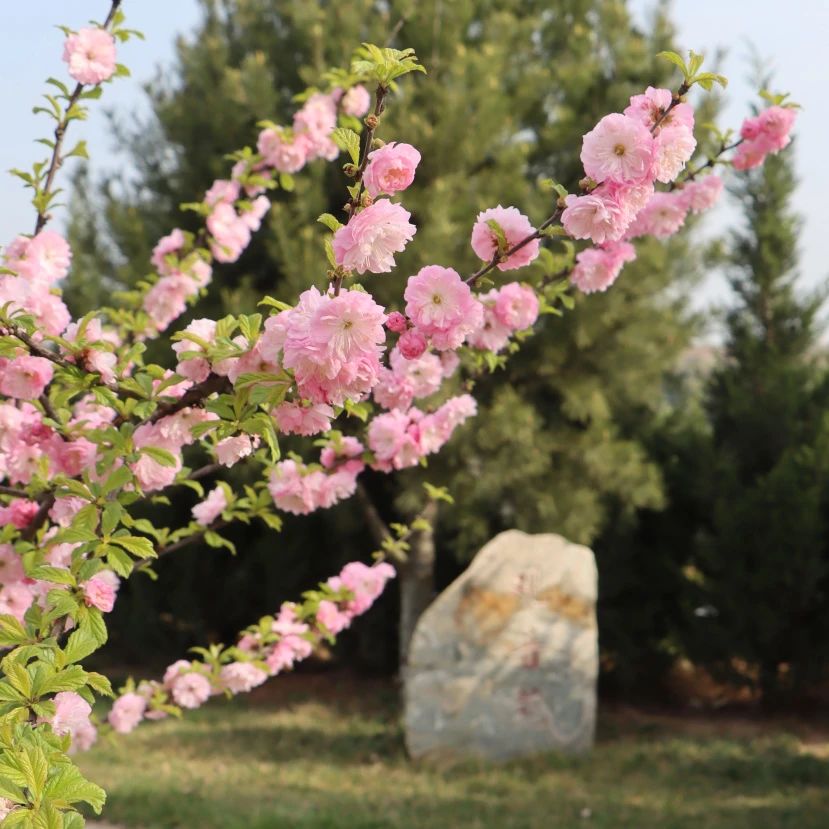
<box><xmin>139</xmin><ymin>446</ymin><xmax>178</xmax><ymax>468</ymax></box>
<box><xmin>317</xmin><ymin>213</ymin><xmax>344</xmax><ymax>232</ymax></box>
<box><xmin>25</xmin><ymin>567</ymin><xmax>75</xmax><ymax>587</ymax></box>
<box><xmin>110</xmin><ymin>535</ymin><xmax>156</xmax><ymax>559</ymax></box>
<box><xmin>656</xmin><ymin>50</ymin><xmax>689</xmax><ymax>78</ymax></box>
<box><xmin>43</xmin><ymin>763</ymin><xmax>106</xmax><ymax>813</ymax></box>
<box><xmin>0</xmin><ymin>616</ymin><xmax>29</xmax><ymax>648</ymax></box>
<box><xmin>331</xmin><ymin>127</ymin><xmax>361</xmax><ymax>165</ymax></box>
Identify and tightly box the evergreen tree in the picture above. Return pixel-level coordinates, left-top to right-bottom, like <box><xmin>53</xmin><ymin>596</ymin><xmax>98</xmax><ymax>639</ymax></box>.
<box><xmin>681</xmin><ymin>146</ymin><xmax>829</xmax><ymax>704</ymax></box>
<box><xmin>66</xmin><ymin>0</ymin><xmax>709</xmax><ymax>668</ymax></box>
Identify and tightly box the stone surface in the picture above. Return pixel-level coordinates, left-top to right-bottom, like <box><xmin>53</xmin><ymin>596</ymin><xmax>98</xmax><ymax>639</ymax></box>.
<box><xmin>404</xmin><ymin>530</ymin><xmax>598</xmax><ymax>761</ymax></box>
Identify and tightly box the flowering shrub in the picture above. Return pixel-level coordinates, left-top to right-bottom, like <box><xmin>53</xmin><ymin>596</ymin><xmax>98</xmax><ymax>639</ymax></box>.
<box><xmin>0</xmin><ymin>5</ymin><xmax>797</xmax><ymax>824</ymax></box>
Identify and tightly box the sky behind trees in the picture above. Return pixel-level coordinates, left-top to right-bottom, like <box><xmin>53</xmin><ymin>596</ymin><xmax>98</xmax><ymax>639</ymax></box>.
<box><xmin>0</xmin><ymin>1</ymin><xmax>823</xmax><ymax>319</ymax></box>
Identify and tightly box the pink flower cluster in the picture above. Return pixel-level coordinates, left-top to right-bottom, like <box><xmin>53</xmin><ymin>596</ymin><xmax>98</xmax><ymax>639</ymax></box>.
<box><xmin>261</xmin><ymin>286</ymin><xmax>387</xmax><ymax>406</ymax></box>
<box><xmin>570</xmin><ymin>242</ymin><xmax>637</xmax><ymax>294</ymax></box>
<box><xmin>144</xmin><ymin>229</ymin><xmax>213</xmax><ymax>333</ymax></box>
<box><xmin>368</xmin><ymin>393</ymin><xmax>477</xmax><ymax>472</ymax></box>
<box><xmin>404</xmin><ymin>266</ymin><xmax>483</xmax><ymax>351</ymax></box>
<box><xmin>468</xmin><ymin>282</ymin><xmax>540</xmax><ymax>353</ymax></box>
<box><xmin>1</xmin><ymin>230</ymin><xmax>73</xmax><ymax>336</ymax></box>
<box><xmin>0</xmin><ymin>399</ymin><xmax>105</xmax><ymax>486</ymax></box>
<box><xmin>258</xmin><ymin>86</ymin><xmax>371</xmax><ymax>174</ymax></box>
<box><xmin>101</xmin><ymin>560</ymin><xmax>395</xmax><ymax>739</ymax></box>
<box><xmin>131</xmin><ymin>409</ymin><xmax>217</xmax><ymax>491</ymax></box>
<box><xmin>143</xmin><ymin>85</ymin><xmax>371</xmax><ymax>335</ymax></box>
<box><xmin>733</xmin><ymin>106</ymin><xmax>798</xmax><ymax>170</ymax></box>
<box><xmin>268</xmin><ymin>439</ymin><xmax>365</xmax><ymax>516</ymax></box>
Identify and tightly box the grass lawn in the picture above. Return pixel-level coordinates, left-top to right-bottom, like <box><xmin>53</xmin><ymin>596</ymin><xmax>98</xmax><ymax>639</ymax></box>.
<box><xmin>77</xmin><ymin>673</ymin><xmax>829</xmax><ymax>829</ymax></box>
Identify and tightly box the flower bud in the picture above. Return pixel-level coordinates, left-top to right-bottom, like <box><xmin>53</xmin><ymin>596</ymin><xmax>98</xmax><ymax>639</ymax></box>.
<box><xmin>385</xmin><ymin>311</ymin><xmax>408</xmax><ymax>333</ymax></box>
<box><xmin>398</xmin><ymin>329</ymin><xmax>427</xmax><ymax>360</ymax></box>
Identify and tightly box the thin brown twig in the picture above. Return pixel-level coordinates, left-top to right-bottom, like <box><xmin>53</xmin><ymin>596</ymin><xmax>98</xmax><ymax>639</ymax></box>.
<box><xmin>34</xmin><ymin>0</ymin><xmax>123</xmax><ymax>234</ymax></box>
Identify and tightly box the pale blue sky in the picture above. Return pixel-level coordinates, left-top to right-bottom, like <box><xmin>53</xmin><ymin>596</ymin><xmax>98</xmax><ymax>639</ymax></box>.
<box><xmin>0</xmin><ymin>1</ymin><xmax>824</xmax><ymax>311</ymax></box>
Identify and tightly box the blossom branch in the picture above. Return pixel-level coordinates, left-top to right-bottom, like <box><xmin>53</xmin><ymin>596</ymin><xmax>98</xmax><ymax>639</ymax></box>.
<box><xmin>33</xmin><ymin>0</ymin><xmax>123</xmax><ymax>234</ymax></box>
<box><xmin>465</xmin><ymin>208</ymin><xmax>563</xmax><ymax>286</ymax></box>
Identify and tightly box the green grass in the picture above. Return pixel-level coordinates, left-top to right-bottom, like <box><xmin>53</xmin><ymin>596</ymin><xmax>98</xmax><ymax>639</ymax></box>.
<box><xmin>78</xmin><ymin>675</ymin><xmax>829</xmax><ymax>828</ymax></box>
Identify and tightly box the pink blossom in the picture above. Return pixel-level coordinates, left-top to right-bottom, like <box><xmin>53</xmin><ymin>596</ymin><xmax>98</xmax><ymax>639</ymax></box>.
<box><xmin>0</xmin><ymin>356</ymin><xmax>53</xmax><ymax>400</ymax></box>
<box><xmin>172</xmin><ymin>318</ymin><xmax>217</xmax><ymax>383</ymax></box>
<box><xmin>192</xmin><ymin>486</ymin><xmax>228</xmax><ymax>526</ymax></box>
<box><xmin>570</xmin><ymin>242</ymin><xmax>637</xmax><ymax>294</ymax></box>
<box><xmin>220</xmin><ymin>661</ymin><xmax>268</xmax><ymax>694</ymax></box>
<box><xmin>207</xmin><ymin>203</ymin><xmax>251</xmax><ymax>263</ymax></box>
<box><xmin>142</xmin><ymin>274</ymin><xmax>196</xmax><ymax>333</ymax></box>
<box><xmin>336</xmin><ymin>561</ymin><xmax>397</xmax><ymax>615</ymax></box>
<box><xmin>81</xmin><ymin>573</ymin><xmax>118</xmax><ymax>613</ymax></box>
<box><xmin>333</xmin><ymin>199</ymin><xmax>416</xmax><ymax>274</ymax></box>
<box><xmin>240</xmin><ymin>195</ymin><xmax>271</xmax><ymax>232</ymax></box>
<box><xmin>340</xmin><ymin>84</ymin><xmax>372</xmax><ymax>117</ymax></box>
<box><xmin>13</xmin><ymin>230</ymin><xmax>73</xmax><ymax>283</ymax></box>
<box><xmin>0</xmin><ymin>584</ymin><xmax>33</xmax><ymax>622</ymax></box>
<box><xmin>494</xmin><ymin>282</ymin><xmax>539</xmax><ymax>330</ymax></box>
<box><xmin>681</xmin><ymin>175</ymin><xmax>724</xmax><ymax>213</ymax></box>
<box><xmin>581</xmin><ymin>113</ymin><xmax>655</xmax><ymax>184</ymax></box>
<box><xmin>320</xmin><ymin>436</ymin><xmax>364</xmax><ymax>469</ymax></box>
<box><xmin>257</xmin><ymin>128</ymin><xmax>310</xmax><ymax>173</ymax></box>
<box><xmin>48</xmin><ymin>691</ymin><xmax>93</xmax><ymax>739</ymax></box>
<box><xmin>293</xmin><ymin>93</ymin><xmax>338</xmax><ymax>142</ymax></box>
<box><xmin>626</xmin><ymin>191</ymin><xmax>688</xmax><ymax>239</ymax></box>
<box><xmin>273</xmin><ymin>401</ymin><xmax>334</xmax><ymax>436</ymax></box>
<box><xmin>652</xmin><ymin>125</ymin><xmax>696</xmax><ymax>183</ymax></box>
<box><xmin>404</xmin><ymin>266</ymin><xmax>483</xmax><ymax>351</ymax></box>
<box><xmin>624</xmin><ymin>87</ymin><xmax>694</xmax><ymax>133</ymax></box>
<box><xmin>278</xmin><ymin>287</ymin><xmax>387</xmax><ymax>406</ymax></box>
<box><xmin>170</xmin><ymin>671</ymin><xmax>212</xmax><ymax>709</ymax></box>
<box><xmin>398</xmin><ymin>328</ymin><xmax>427</xmax><ymax>360</ymax></box>
<box><xmin>215</xmin><ymin>435</ymin><xmax>255</xmax><ymax>467</ymax></box>
<box><xmin>385</xmin><ymin>311</ymin><xmax>408</xmax><ymax>333</ymax></box>
<box><xmin>204</xmin><ymin>179</ymin><xmax>240</xmax><ymax>208</ymax></box>
<box><xmin>363</xmin><ymin>142</ymin><xmax>422</xmax><ymax>198</ymax></box>
<box><xmin>470</xmin><ymin>206</ymin><xmax>540</xmax><ymax>271</ymax></box>
<box><xmin>0</xmin><ymin>499</ymin><xmax>38</xmax><ymax>529</ymax></box>
<box><xmin>108</xmin><ymin>692</ymin><xmax>147</xmax><ymax>734</ymax></box>
<box><xmin>316</xmin><ymin>599</ymin><xmax>351</xmax><ymax>635</ymax></box>
<box><xmin>131</xmin><ymin>424</ymin><xmax>183</xmax><ymax>491</ymax></box>
<box><xmin>62</xmin><ymin>28</ymin><xmax>116</xmax><ymax>85</ymax></box>
<box><xmin>467</xmin><ymin>293</ymin><xmax>512</xmax><ymax>353</ymax></box>
<box><xmin>562</xmin><ymin>192</ymin><xmax>626</xmax><ymax>244</ymax></box>
<box><xmin>151</xmin><ymin>229</ymin><xmax>186</xmax><ymax>275</ymax></box>
<box><xmin>49</xmin><ymin>496</ymin><xmax>86</xmax><ymax>528</ymax></box>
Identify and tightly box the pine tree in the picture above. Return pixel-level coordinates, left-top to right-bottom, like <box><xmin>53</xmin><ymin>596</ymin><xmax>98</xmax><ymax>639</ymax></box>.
<box><xmin>66</xmin><ymin>0</ymin><xmax>709</xmax><ymax>668</ymax></box>
<box><xmin>681</xmin><ymin>146</ymin><xmax>829</xmax><ymax>704</ymax></box>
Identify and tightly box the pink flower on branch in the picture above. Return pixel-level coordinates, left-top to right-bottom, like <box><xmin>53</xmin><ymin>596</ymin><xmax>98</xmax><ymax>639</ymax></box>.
<box><xmin>333</xmin><ymin>199</ymin><xmax>416</xmax><ymax>274</ymax></box>
<box><xmin>62</xmin><ymin>28</ymin><xmax>117</xmax><ymax>86</ymax></box>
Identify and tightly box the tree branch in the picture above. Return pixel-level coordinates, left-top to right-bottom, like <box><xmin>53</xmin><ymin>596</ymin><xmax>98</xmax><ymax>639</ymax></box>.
<box><xmin>34</xmin><ymin>0</ymin><xmax>123</xmax><ymax>234</ymax></box>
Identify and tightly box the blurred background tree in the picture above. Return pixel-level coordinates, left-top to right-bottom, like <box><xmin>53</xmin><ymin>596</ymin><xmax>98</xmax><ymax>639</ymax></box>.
<box><xmin>67</xmin><ymin>0</ymin><xmax>718</xmax><ymax>678</ymax></box>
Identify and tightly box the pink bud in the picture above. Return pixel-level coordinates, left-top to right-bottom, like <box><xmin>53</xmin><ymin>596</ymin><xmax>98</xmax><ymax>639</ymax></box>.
<box><xmin>385</xmin><ymin>311</ymin><xmax>408</xmax><ymax>333</ymax></box>
<box><xmin>398</xmin><ymin>329</ymin><xmax>427</xmax><ymax>360</ymax></box>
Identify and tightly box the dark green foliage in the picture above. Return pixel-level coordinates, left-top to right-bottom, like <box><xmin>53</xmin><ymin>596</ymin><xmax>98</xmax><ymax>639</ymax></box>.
<box><xmin>685</xmin><ymin>148</ymin><xmax>829</xmax><ymax>703</ymax></box>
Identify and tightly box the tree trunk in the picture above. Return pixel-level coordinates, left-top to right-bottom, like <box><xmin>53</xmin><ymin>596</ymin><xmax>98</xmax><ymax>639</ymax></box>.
<box><xmin>398</xmin><ymin>500</ymin><xmax>438</xmax><ymax>668</ymax></box>
<box><xmin>354</xmin><ymin>483</ymin><xmax>438</xmax><ymax>670</ymax></box>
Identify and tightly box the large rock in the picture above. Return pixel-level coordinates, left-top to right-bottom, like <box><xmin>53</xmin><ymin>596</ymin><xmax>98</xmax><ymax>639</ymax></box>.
<box><xmin>404</xmin><ymin>530</ymin><xmax>597</xmax><ymax>761</ymax></box>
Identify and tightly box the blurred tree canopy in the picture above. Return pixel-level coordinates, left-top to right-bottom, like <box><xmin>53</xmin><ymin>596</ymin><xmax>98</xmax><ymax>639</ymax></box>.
<box><xmin>67</xmin><ymin>0</ymin><xmax>717</xmax><ymax>673</ymax></box>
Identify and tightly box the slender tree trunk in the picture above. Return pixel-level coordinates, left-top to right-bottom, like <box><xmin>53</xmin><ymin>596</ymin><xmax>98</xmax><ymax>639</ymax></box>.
<box><xmin>355</xmin><ymin>483</ymin><xmax>438</xmax><ymax>669</ymax></box>
<box><xmin>398</xmin><ymin>500</ymin><xmax>438</xmax><ymax>667</ymax></box>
